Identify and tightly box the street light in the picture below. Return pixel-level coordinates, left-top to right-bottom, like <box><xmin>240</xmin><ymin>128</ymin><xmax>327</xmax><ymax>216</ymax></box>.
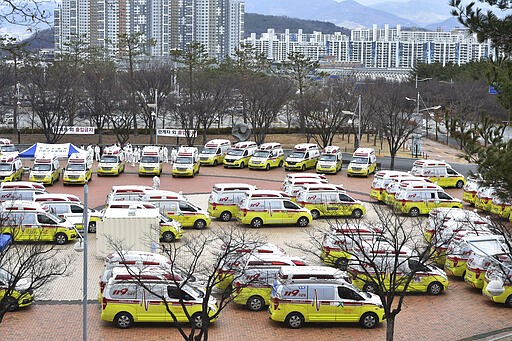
<box><xmin>342</xmin><ymin>95</ymin><xmax>362</xmax><ymax>149</ymax></box>
<box><xmin>405</xmin><ymin>95</ymin><xmax>441</xmax><ymax>138</ymax></box>
<box><xmin>147</xmin><ymin>89</ymin><xmax>158</xmax><ymax>145</ymax></box>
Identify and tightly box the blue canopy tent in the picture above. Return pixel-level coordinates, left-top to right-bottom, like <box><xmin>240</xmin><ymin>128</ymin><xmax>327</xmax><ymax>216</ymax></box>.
<box><xmin>18</xmin><ymin>143</ymin><xmax>85</xmax><ymax>159</ymax></box>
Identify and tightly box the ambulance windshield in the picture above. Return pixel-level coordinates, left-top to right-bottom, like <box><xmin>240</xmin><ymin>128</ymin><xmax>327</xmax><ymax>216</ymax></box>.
<box><xmin>201</xmin><ymin>147</ymin><xmax>217</xmax><ymax>154</ymax></box>
<box><xmin>319</xmin><ymin>154</ymin><xmax>336</xmax><ymax>161</ymax></box>
<box><xmin>0</xmin><ymin>164</ymin><xmax>12</xmax><ymax>171</ymax></box>
<box><xmin>67</xmin><ymin>163</ymin><xmax>85</xmax><ymax>171</ymax></box>
<box><xmin>227</xmin><ymin>149</ymin><xmax>244</xmax><ymax>156</ymax></box>
<box><xmin>175</xmin><ymin>156</ymin><xmax>192</xmax><ymax>164</ymax></box>
<box><xmin>33</xmin><ymin>163</ymin><xmax>51</xmax><ymax>171</ymax></box>
<box><xmin>141</xmin><ymin>156</ymin><xmax>159</xmax><ymax>163</ymax></box>
<box><xmin>289</xmin><ymin>151</ymin><xmax>305</xmax><ymax>158</ymax></box>
<box><xmin>101</xmin><ymin>155</ymin><xmax>118</xmax><ymax>163</ymax></box>
<box><xmin>351</xmin><ymin>157</ymin><xmax>368</xmax><ymax>164</ymax></box>
<box><xmin>253</xmin><ymin>150</ymin><xmax>269</xmax><ymax>158</ymax></box>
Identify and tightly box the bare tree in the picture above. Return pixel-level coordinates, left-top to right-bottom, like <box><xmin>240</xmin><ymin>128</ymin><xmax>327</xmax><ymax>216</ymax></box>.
<box><xmin>107</xmin><ymin>226</ymin><xmax>266</xmax><ymax>341</ymax></box>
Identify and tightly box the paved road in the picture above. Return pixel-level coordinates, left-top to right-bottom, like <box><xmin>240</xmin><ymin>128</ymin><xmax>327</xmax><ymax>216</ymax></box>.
<box><xmin>2</xmin><ymin>163</ymin><xmax>510</xmax><ymax>341</ymax></box>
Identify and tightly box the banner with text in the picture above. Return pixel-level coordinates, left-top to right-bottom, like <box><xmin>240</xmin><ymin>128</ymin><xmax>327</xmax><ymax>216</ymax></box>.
<box><xmin>157</xmin><ymin>129</ymin><xmax>197</xmax><ymax>137</ymax></box>
<box><xmin>53</xmin><ymin>126</ymin><xmax>96</xmax><ymax>135</ymax></box>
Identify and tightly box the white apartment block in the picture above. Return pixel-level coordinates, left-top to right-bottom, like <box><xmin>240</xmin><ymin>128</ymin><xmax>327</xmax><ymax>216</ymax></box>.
<box><xmin>54</xmin><ymin>0</ymin><xmax>244</xmax><ymax>60</ymax></box>
<box><xmin>242</xmin><ymin>24</ymin><xmax>493</xmax><ymax>68</ymax></box>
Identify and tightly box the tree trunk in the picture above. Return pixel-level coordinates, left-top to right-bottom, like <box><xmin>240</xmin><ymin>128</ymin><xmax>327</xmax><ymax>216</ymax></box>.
<box><xmin>390</xmin><ymin>154</ymin><xmax>395</xmax><ymax>170</ymax></box>
<box><xmin>386</xmin><ymin>315</ymin><xmax>396</xmax><ymax>341</ymax></box>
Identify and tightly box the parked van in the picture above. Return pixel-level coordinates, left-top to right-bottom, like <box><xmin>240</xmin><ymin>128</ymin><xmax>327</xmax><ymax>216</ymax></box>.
<box><xmin>296</xmin><ymin>183</ymin><xmax>366</xmax><ymax>219</ymax></box>
<box><xmin>394</xmin><ymin>181</ymin><xmax>462</xmax><ymax>217</ymax></box>
<box><xmin>142</xmin><ymin>190</ymin><xmax>211</xmax><ymax>229</ymax></box>
<box><xmin>482</xmin><ymin>256</ymin><xmax>512</xmax><ymax>307</ymax></box>
<box><xmin>0</xmin><ymin>154</ymin><xmax>23</xmax><ymax>182</ymax></box>
<box><xmin>237</xmin><ymin>191</ymin><xmax>312</xmax><ymax>228</ymax></box>
<box><xmin>269</xmin><ymin>278</ymin><xmax>385</xmax><ymax>329</ymax></box>
<box><xmin>282</xmin><ymin>178</ymin><xmax>325</xmax><ymax>201</ymax></box>
<box><xmin>223</xmin><ymin>141</ymin><xmax>258</xmax><ymax>168</ymax></box>
<box><xmin>34</xmin><ymin>193</ymin><xmax>81</xmax><ymax>204</ymax></box>
<box><xmin>101</xmin><ymin>275</ymin><xmax>217</xmax><ymax>328</ymax></box>
<box><xmin>41</xmin><ymin>201</ymin><xmax>102</xmax><ymax>233</ymax></box>
<box><xmin>199</xmin><ymin>139</ymin><xmax>231</xmax><ymax>166</ymax></box>
<box><xmin>248</xmin><ymin>143</ymin><xmax>284</xmax><ymax>170</ymax></box>
<box><xmin>207</xmin><ymin>183</ymin><xmax>257</xmax><ymax>221</ymax></box>
<box><xmin>474</xmin><ymin>187</ymin><xmax>496</xmax><ymax>212</ymax></box>
<box><xmin>346</xmin><ymin>148</ymin><xmax>377</xmax><ymax>177</ymax></box>
<box><xmin>282</xmin><ymin>173</ymin><xmax>328</xmax><ymax>188</ymax></box>
<box><xmin>316</xmin><ymin>146</ymin><xmax>343</xmax><ymax>174</ymax></box>
<box><xmin>0</xmin><ymin>267</ymin><xmax>34</xmax><ymax>310</ymax></box>
<box><xmin>172</xmin><ymin>146</ymin><xmax>200</xmax><ymax>177</ymax></box>
<box><xmin>462</xmin><ymin>175</ymin><xmax>482</xmax><ymax>205</ymax></box>
<box><xmin>369</xmin><ymin>170</ymin><xmax>409</xmax><ymax>202</ymax></box>
<box><xmin>465</xmin><ymin>249</ymin><xmax>510</xmax><ymax>289</ymax></box>
<box><xmin>383</xmin><ymin>176</ymin><xmax>429</xmax><ymax>206</ymax></box>
<box><xmin>29</xmin><ymin>155</ymin><xmax>61</xmax><ymax>185</ymax></box>
<box><xmin>138</xmin><ymin>146</ymin><xmax>163</xmax><ymax>176</ymax></box>
<box><xmin>0</xmin><ymin>181</ymin><xmax>46</xmax><ymax>202</ymax></box>
<box><xmin>97</xmin><ymin>145</ymin><xmax>125</xmax><ymax>176</ymax></box>
<box><xmin>490</xmin><ymin>195</ymin><xmax>511</xmax><ymax>219</ymax></box>
<box><xmin>423</xmin><ymin>207</ymin><xmax>488</xmax><ymax>243</ymax></box>
<box><xmin>63</xmin><ymin>152</ymin><xmax>93</xmax><ymax>185</ymax></box>
<box><xmin>106</xmin><ymin>185</ymin><xmax>153</xmax><ymax>203</ymax></box>
<box><xmin>0</xmin><ymin>200</ymin><xmax>77</xmax><ymax>244</ymax></box>
<box><xmin>233</xmin><ymin>265</ymin><xmax>348</xmax><ymax>312</ymax></box>
<box><xmin>410</xmin><ymin>159</ymin><xmax>465</xmax><ymax>188</ymax></box>
<box><xmin>284</xmin><ymin>143</ymin><xmax>320</xmax><ymax>171</ymax></box>
<box><xmin>0</xmin><ymin>138</ymin><xmax>17</xmax><ymax>154</ymax></box>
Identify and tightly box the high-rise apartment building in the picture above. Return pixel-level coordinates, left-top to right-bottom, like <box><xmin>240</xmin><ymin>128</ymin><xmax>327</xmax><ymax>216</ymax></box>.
<box><xmin>54</xmin><ymin>0</ymin><xmax>245</xmax><ymax>60</ymax></box>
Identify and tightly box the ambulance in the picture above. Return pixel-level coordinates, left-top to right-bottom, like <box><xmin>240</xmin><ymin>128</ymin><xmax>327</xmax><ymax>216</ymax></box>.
<box><xmin>138</xmin><ymin>146</ymin><xmax>163</xmax><ymax>176</ymax></box>
<box><xmin>296</xmin><ymin>183</ymin><xmax>366</xmax><ymax>219</ymax></box>
<box><xmin>0</xmin><ymin>138</ymin><xmax>17</xmax><ymax>154</ymax></box>
<box><xmin>0</xmin><ymin>267</ymin><xmax>34</xmax><ymax>310</ymax></box>
<box><xmin>171</xmin><ymin>146</ymin><xmax>200</xmax><ymax>177</ymax></box>
<box><xmin>0</xmin><ymin>153</ymin><xmax>23</xmax><ymax>182</ymax></box>
<box><xmin>106</xmin><ymin>185</ymin><xmax>153</xmax><ymax>203</ymax></box>
<box><xmin>248</xmin><ymin>143</ymin><xmax>284</xmax><ymax>170</ymax></box>
<box><xmin>41</xmin><ymin>200</ymin><xmax>103</xmax><ymax>233</ymax></box>
<box><xmin>316</xmin><ymin>146</ymin><xmax>343</xmax><ymax>174</ymax></box>
<box><xmin>346</xmin><ymin>148</ymin><xmax>377</xmax><ymax>177</ymax></box>
<box><xmin>482</xmin><ymin>256</ymin><xmax>512</xmax><ymax>307</ymax></box>
<box><xmin>284</xmin><ymin>143</ymin><xmax>320</xmax><ymax>171</ymax></box>
<box><xmin>142</xmin><ymin>190</ymin><xmax>211</xmax><ymax>229</ymax></box>
<box><xmin>282</xmin><ymin>178</ymin><xmax>326</xmax><ymax>201</ymax></box>
<box><xmin>29</xmin><ymin>155</ymin><xmax>61</xmax><ymax>185</ymax></box>
<box><xmin>465</xmin><ymin>249</ymin><xmax>510</xmax><ymax>289</ymax></box>
<box><xmin>269</xmin><ymin>276</ymin><xmax>384</xmax><ymax>329</ymax></box>
<box><xmin>282</xmin><ymin>173</ymin><xmax>328</xmax><ymax>188</ymax></box>
<box><xmin>0</xmin><ymin>200</ymin><xmax>77</xmax><ymax>244</ymax></box>
<box><xmin>233</xmin><ymin>265</ymin><xmax>349</xmax><ymax>312</ymax></box>
<box><xmin>0</xmin><ymin>181</ymin><xmax>46</xmax><ymax>202</ymax></box>
<box><xmin>207</xmin><ymin>183</ymin><xmax>257</xmax><ymax>221</ymax></box>
<box><xmin>382</xmin><ymin>176</ymin><xmax>429</xmax><ymax>206</ymax></box>
<box><xmin>410</xmin><ymin>159</ymin><xmax>465</xmax><ymax>188</ymax></box>
<box><xmin>97</xmin><ymin>145</ymin><xmax>125</xmax><ymax>176</ymax></box>
<box><xmin>199</xmin><ymin>139</ymin><xmax>231</xmax><ymax>166</ymax></box>
<box><xmin>394</xmin><ymin>181</ymin><xmax>462</xmax><ymax>217</ymax></box>
<box><xmin>63</xmin><ymin>152</ymin><xmax>93</xmax><ymax>185</ymax></box>
<box><xmin>462</xmin><ymin>175</ymin><xmax>482</xmax><ymax>205</ymax></box>
<box><xmin>101</xmin><ymin>273</ymin><xmax>218</xmax><ymax>329</ymax></box>
<box><xmin>223</xmin><ymin>141</ymin><xmax>258</xmax><ymax>168</ymax></box>
<box><xmin>236</xmin><ymin>190</ymin><xmax>312</xmax><ymax>228</ymax></box>
<box><xmin>474</xmin><ymin>187</ymin><xmax>496</xmax><ymax>212</ymax></box>
<box><xmin>369</xmin><ymin>170</ymin><xmax>409</xmax><ymax>202</ymax></box>
<box><xmin>423</xmin><ymin>207</ymin><xmax>488</xmax><ymax>243</ymax></box>
<box><xmin>490</xmin><ymin>195</ymin><xmax>511</xmax><ymax>219</ymax></box>
<box><xmin>34</xmin><ymin>193</ymin><xmax>81</xmax><ymax>204</ymax></box>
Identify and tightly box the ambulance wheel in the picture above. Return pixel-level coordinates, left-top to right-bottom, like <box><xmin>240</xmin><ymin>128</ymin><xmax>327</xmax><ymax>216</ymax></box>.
<box><xmin>352</xmin><ymin>209</ymin><xmax>363</xmax><ymax>219</ymax></box>
<box><xmin>240</xmin><ymin>162</ymin><xmax>245</xmax><ymax>169</ymax></box>
<box><xmin>408</xmin><ymin>207</ymin><xmax>420</xmax><ymax>217</ymax></box>
<box><xmin>297</xmin><ymin>216</ymin><xmax>309</xmax><ymax>227</ymax></box>
<box><xmin>172</xmin><ymin>174</ymin><xmax>176</xmax><ymax>178</ymax></box>
<box><xmin>114</xmin><ymin>312</ymin><xmax>133</xmax><ymax>329</ymax></box>
<box><xmin>213</xmin><ymin>160</ymin><xmax>218</xmax><ymax>166</ymax></box>
<box><xmin>301</xmin><ymin>164</ymin><xmax>306</xmax><ymax>171</ymax></box>
<box><xmin>220</xmin><ymin>211</ymin><xmax>232</xmax><ymax>222</ymax></box>
<box><xmin>285</xmin><ymin>312</ymin><xmax>304</xmax><ymax>329</ymax></box>
<box><xmin>247</xmin><ymin>295</ymin><xmax>265</xmax><ymax>311</ymax></box>
<box><xmin>505</xmin><ymin>295</ymin><xmax>512</xmax><ymax>308</ymax></box>
<box><xmin>191</xmin><ymin>312</ymin><xmax>205</xmax><ymax>328</ymax></box>
<box><xmin>427</xmin><ymin>282</ymin><xmax>443</xmax><ymax>295</ymax></box>
<box><xmin>311</xmin><ymin>210</ymin><xmax>320</xmax><ymax>220</ymax></box>
<box><xmin>456</xmin><ymin>180</ymin><xmax>464</xmax><ymax>189</ymax></box>
<box><xmin>88</xmin><ymin>222</ymin><xmax>96</xmax><ymax>233</ymax></box>
<box><xmin>335</xmin><ymin>258</ymin><xmax>348</xmax><ymax>270</ymax></box>
<box><xmin>363</xmin><ymin>282</ymin><xmax>378</xmax><ymax>294</ymax></box>
<box><xmin>162</xmin><ymin>231</ymin><xmax>175</xmax><ymax>242</ymax></box>
<box><xmin>265</xmin><ymin>163</ymin><xmax>270</xmax><ymax>171</ymax></box>
<box><xmin>6</xmin><ymin>296</ymin><xmax>19</xmax><ymax>311</ymax></box>
<box><xmin>194</xmin><ymin>219</ymin><xmax>207</xmax><ymax>230</ymax></box>
<box><xmin>250</xmin><ymin>218</ymin><xmax>263</xmax><ymax>228</ymax></box>
<box><xmin>54</xmin><ymin>233</ymin><xmax>68</xmax><ymax>245</ymax></box>
<box><xmin>360</xmin><ymin>312</ymin><xmax>378</xmax><ymax>329</ymax></box>
<box><xmin>278</xmin><ymin>160</ymin><xmax>283</xmax><ymax>167</ymax></box>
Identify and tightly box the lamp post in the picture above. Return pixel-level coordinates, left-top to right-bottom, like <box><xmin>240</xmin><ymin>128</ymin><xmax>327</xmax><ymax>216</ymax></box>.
<box><xmin>341</xmin><ymin>95</ymin><xmax>362</xmax><ymax>149</ymax></box>
<box><xmin>147</xmin><ymin>89</ymin><xmax>158</xmax><ymax>145</ymax></box>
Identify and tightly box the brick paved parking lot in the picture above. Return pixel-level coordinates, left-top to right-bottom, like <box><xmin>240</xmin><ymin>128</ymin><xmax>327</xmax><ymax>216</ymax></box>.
<box><xmin>2</xmin><ymin>163</ymin><xmax>512</xmax><ymax>341</ymax></box>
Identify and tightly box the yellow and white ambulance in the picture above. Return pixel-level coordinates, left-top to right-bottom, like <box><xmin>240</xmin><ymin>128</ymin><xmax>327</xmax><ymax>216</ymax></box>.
<box><xmin>284</xmin><ymin>143</ymin><xmax>320</xmax><ymax>171</ymax></box>
<box><xmin>474</xmin><ymin>187</ymin><xmax>496</xmax><ymax>212</ymax></box>
<box><xmin>29</xmin><ymin>155</ymin><xmax>61</xmax><ymax>185</ymax></box>
<box><xmin>142</xmin><ymin>190</ymin><xmax>211</xmax><ymax>229</ymax></box>
<box><xmin>171</xmin><ymin>146</ymin><xmax>200</xmax><ymax>177</ymax></box>
<box><xmin>410</xmin><ymin>159</ymin><xmax>465</xmax><ymax>188</ymax></box>
<box><xmin>236</xmin><ymin>190</ymin><xmax>312</xmax><ymax>228</ymax></box>
<box><xmin>346</xmin><ymin>148</ymin><xmax>377</xmax><ymax>177</ymax></box>
<box><xmin>138</xmin><ymin>146</ymin><xmax>162</xmax><ymax>176</ymax></box>
<box><xmin>207</xmin><ymin>183</ymin><xmax>257</xmax><ymax>221</ymax></box>
<box><xmin>248</xmin><ymin>143</ymin><xmax>284</xmax><ymax>170</ymax></box>
<box><xmin>0</xmin><ymin>267</ymin><xmax>34</xmax><ymax>310</ymax></box>
<box><xmin>0</xmin><ymin>138</ymin><xmax>16</xmax><ymax>154</ymax></box>
<box><xmin>465</xmin><ymin>249</ymin><xmax>509</xmax><ymax>290</ymax></box>
<box><xmin>316</xmin><ymin>145</ymin><xmax>343</xmax><ymax>174</ymax></box>
<box><xmin>369</xmin><ymin>170</ymin><xmax>409</xmax><ymax>202</ymax></box>
<box><xmin>0</xmin><ymin>153</ymin><xmax>23</xmax><ymax>182</ymax></box>
<box><xmin>223</xmin><ymin>141</ymin><xmax>258</xmax><ymax>168</ymax></box>
<box><xmin>282</xmin><ymin>178</ymin><xmax>326</xmax><ymax>201</ymax></box>
<box><xmin>296</xmin><ymin>183</ymin><xmax>366</xmax><ymax>219</ymax></box>
<box><xmin>382</xmin><ymin>175</ymin><xmax>429</xmax><ymax>206</ymax></box>
<box><xmin>490</xmin><ymin>195</ymin><xmax>511</xmax><ymax>220</ymax></box>
<box><xmin>63</xmin><ymin>152</ymin><xmax>93</xmax><ymax>185</ymax></box>
<box><xmin>106</xmin><ymin>185</ymin><xmax>153</xmax><ymax>203</ymax></box>
<box><xmin>0</xmin><ymin>181</ymin><xmax>46</xmax><ymax>202</ymax></box>
<box><xmin>97</xmin><ymin>145</ymin><xmax>125</xmax><ymax>176</ymax></box>
<box><xmin>423</xmin><ymin>207</ymin><xmax>488</xmax><ymax>243</ymax></box>
<box><xmin>199</xmin><ymin>139</ymin><xmax>231</xmax><ymax>166</ymax></box>
<box><xmin>482</xmin><ymin>256</ymin><xmax>512</xmax><ymax>307</ymax></box>
<box><xmin>462</xmin><ymin>175</ymin><xmax>482</xmax><ymax>205</ymax></box>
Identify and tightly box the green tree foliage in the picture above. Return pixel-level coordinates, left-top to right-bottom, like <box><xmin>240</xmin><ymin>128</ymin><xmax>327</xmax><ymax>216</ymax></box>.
<box><xmin>477</xmin><ymin>139</ymin><xmax>512</xmax><ymax>197</ymax></box>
